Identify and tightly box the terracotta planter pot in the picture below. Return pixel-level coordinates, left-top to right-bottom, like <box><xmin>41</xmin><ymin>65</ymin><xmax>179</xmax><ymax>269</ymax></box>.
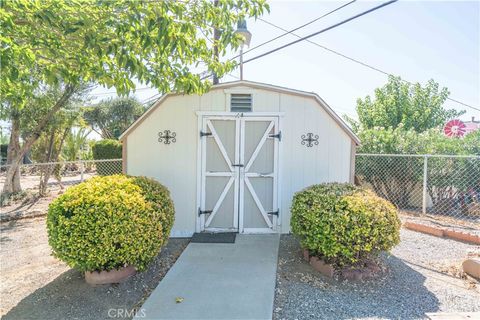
<box><xmin>85</xmin><ymin>265</ymin><xmax>136</xmax><ymax>285</ymax></box>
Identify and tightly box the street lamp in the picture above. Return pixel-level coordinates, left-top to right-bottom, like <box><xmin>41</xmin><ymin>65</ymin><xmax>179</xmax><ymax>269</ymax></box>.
<box><xmin>235</xmin><ymin>19</ymin><xmax>252</xmax><ymax>80</ymax></box>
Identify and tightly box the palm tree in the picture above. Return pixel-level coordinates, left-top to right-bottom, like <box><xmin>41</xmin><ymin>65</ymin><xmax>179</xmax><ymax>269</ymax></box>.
<box><xmin>62</xmin><ymin>127</ymin><xmax>91</xmax><ymax>162</ymax></box>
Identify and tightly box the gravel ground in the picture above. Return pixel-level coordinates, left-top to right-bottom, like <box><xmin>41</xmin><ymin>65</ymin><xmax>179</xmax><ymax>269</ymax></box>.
<box><xmin>0</xmin><ymin>217</ymin><xmax>189</xmax><ymax>320</ymax></box>
<box><xmin>274</xmin><ymin>229</ymin><xmax>480</xmax><ymax>320</ymax></box>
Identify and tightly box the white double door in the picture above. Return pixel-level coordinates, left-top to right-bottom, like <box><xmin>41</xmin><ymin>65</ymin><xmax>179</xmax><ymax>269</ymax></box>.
<box><xmin>199</xmin><ymin>115</ymin><xmax>279</xmax><ymax>233</ymax></box>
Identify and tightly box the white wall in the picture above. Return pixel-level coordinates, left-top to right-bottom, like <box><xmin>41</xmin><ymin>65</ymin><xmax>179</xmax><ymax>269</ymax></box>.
<box><xmin>125</xmin><ymin>85</ymin><xmax>354</xmax><ymax>236</ymax></box>
<box><xmin>276</xmin><ymin>92</ymin><xmax>352</xmax><ymax>233</ymax></box>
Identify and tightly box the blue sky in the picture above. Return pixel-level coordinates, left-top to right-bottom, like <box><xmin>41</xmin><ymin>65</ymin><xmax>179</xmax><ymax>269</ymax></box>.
<box><xmin>236</xmin><ymin>0</ymin><xmax>480</xmax><ymax>120</ymax></box>
<box><xmin>58</xmin><ymin>1</ymin><xmax>480</xmax><ymax>123</ymax></box>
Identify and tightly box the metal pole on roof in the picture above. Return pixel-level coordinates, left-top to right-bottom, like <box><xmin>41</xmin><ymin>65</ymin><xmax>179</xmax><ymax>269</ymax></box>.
<box><xmin>240</xmin><ymin>45</ymin><xmax>244</xmax><ymax>80</ymax></box>
<box><xmin>235</xmin><ymin>19</ymin><xmax>251</xmax><ymax>81</ymax></box>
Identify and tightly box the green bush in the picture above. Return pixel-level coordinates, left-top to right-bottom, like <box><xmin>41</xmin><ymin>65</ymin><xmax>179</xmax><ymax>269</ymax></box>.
<box><xmin>1</xmin><ymin>144</ymin><xmax>8</xmax><ymax>164</ymax></box>
<box><xmin>132</xmin><ymin>176</ymin><xmax>175</xmax><ymax>244</ymax></box>
<box><xmin>291</xmin><ymin>183</ymin><xmax>400</xmax><ymax>267</ymax></box>
<box><xmin>91</xmin><ymin>139</ymin><xmax>122</xmax><ymax>175</ymax></box>
<box><xmin>47</xmin><ymin>175</ymin><xmax>175</xmax><ymax>272</ymax></box>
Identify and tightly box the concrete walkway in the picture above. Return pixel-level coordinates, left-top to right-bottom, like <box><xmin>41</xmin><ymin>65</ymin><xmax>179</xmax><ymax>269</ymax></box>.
<box><xmin>137</xmin><ymin>234</ymin><xmax>280</xmax><ymax>320</ymax></box>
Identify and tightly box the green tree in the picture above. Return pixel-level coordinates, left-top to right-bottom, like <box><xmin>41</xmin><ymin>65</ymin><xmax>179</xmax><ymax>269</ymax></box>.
<box><xmin>346</xmin><ymin>76</ymin><xmax>464</xmax><ymax>133</ymax></box>
<box><xmin>83</xmin><ymin>97</ymin><xmax>144</xmax><ymax>139</ymax></box>
<box><xmin>62</xmin><ymin>127</ymin><xmax>92</xmax><ymax>162</ymax></box>
<box><xmin>29</xmin><ymin>87</ymin><xmax>86</xmax><ymax>196</ymax></box>
<box><xmin>349</xmin><ymin>77</ymin><xmax>470</xmax><ymax>209</ymax></box>
<box><xmin>1</xmin><ymin>0</ymin><xmax>269</xmax><ymax>194</ymax></box>
<box><xmin>3</xmin><ymin>83</ymin><xmax>88</xmax><ymax>192</ymax></box>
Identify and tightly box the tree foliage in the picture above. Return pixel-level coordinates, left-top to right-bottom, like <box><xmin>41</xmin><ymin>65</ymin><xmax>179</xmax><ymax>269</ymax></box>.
<box><xmin>83</xmin><ymin>97</ymin><xmax>144</xmax><ymax>139</ymax></box>
<box><xmin>1</xmin><ymin>0</ymin><xmax>269</xmax><ymax>108</ymax></box>
<box><xmin>350</xmin><ymin>77</ymin><xmax>476</xmax><ymax>211</ymax></box>
<box><xmin>28</xmin><ymin>86</ymin><xmax>86</xmax><ymax>195</ymax></box>
<box><xmin>346</xmin><ymin>76</ymin><xmax>464</xmax><ymax>133</ymax></box>
<box><xmin>62</xmin><ymin>127</ymin><xmax>92</xmax><ymax>162</ymax></box>
<box><xmin>1</xmin><ymin>0</ymin><xmax>269</xmax><ymax>194</ymax></box>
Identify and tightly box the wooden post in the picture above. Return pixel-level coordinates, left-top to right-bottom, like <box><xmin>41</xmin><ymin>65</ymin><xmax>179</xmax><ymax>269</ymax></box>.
<box><xmin>80</xmin><ymin>160</ymin><xmax>84</xmax><ymax>182</ymax></box>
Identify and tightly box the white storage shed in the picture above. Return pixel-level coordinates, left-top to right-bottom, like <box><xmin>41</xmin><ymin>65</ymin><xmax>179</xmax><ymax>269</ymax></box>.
<box><xmin>120</xmin><ymin>80</ymin><xmax>360</xmax><ymax>237</ymax></box>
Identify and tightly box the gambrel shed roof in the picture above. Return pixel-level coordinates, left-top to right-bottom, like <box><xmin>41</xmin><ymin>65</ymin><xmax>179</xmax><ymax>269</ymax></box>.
<box><xmin>119</xmin><ymin>80</ymin><xmax>360</xmax><ymax>145</ymax></box>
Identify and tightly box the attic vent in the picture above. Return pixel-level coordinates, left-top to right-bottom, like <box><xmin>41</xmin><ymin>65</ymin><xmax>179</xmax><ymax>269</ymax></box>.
<box><xmin>230</xmin><ymin>94</ymin><xmax>252</xmax><ymax>112</ymax></box>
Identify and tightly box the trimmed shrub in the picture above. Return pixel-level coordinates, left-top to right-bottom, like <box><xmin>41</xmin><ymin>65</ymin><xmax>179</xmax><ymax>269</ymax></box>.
<box><xmin>47</xmin><ymin>175</ymin><xmax>175</xmax><ymax>272</ymax></box>
<box><xmin>91</xmin><ymin>139</ymin><xmax>122</xmax><ymax>175</ymax></box>
<box><xmin>291</xmin><ymin>183</ymin><xmax>400</xmax><ymax>267</ymax></box>
<box><xmin>132</xmin><ymin>176</ymin><xmax>175</xmax><ymax>244</ymax></box>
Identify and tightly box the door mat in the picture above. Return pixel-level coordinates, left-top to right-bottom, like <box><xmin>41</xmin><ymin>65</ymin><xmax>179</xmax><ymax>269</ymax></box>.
<box><xmin>191</xmin><ymin>232</ymin><xmax>236</xmax><ymax>243</ymax></box>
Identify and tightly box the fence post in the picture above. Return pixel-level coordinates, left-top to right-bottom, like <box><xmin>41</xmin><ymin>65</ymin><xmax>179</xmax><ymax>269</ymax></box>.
<box><xmin>422</xmin><ymin>155</ymin><xmax>428</xmax><ymax>214</ymax></box>
<box><xmin>80</xmin><ymin>160</ymin><xmax>84</xmax><ymax>182</ymax></box>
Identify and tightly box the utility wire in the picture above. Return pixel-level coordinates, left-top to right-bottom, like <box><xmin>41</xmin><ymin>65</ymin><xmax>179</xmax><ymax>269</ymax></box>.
<box><xmin>258</xmin><ymin>18</ymin><xmax>480</xmax><ymax>112</ymax></box>
<box><xmin>89</xmin><ymin>86</ymin><xmax>153</xmax><ymax>96</ymax></box>
<box><xmin>141</xmin><ymin>72</ymin><xmax>239</xmax><ymax>106</ymax></box>
<box><xmin>242</xmin><ymin>0</ymin><xmax>398</xmax><ymax>64</ymax></box>
<box><xmin>231</xmin><ymin>0</ymin><xmax>357</xmax><ymax>61</ymax></box>
<box><xmin>91</xmin><ymin>0</ymin><xmax>478</xmax><ymax>112</ymax></box>
<box><xmin>90</xmin><ymin>1</ymin><xmax>358</xmax><ymax>100</ymax></box>
<box><xmin>141</xmin><ymin>0</ymin><xmax>479</xmax><ymax>112</ymax></box>
<box><xmin>142</xmin><ymin>1</ymin><xmax>396</xmax><ymax>106</ymax></box>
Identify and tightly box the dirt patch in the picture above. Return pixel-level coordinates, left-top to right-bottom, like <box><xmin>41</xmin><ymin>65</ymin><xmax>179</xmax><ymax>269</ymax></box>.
<box><xmin>1</xmin><ymin>192</ymin><xmax>58</xmax><ymax>222</ymax></box>
<box><xmin>0</xmin><ymin>172</ymin><xmax>97</xmax><ymax>222</ymax></box>
<box><xmin>0</xmin><ymin>217</ymin><xmax>189</xmax><ymax>319</ymax></box>
<box><xmin>0</xmin><ymin>217</ymin><xmax>69</xmax><ymax>316</ymax></box>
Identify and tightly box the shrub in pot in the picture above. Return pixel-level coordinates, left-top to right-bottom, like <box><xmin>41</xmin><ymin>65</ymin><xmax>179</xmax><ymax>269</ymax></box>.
<box><xmin>291</xmin><ymin>183</ymin><xmax>400</xmax><ymax>268</ymax></box>
<box><xmin>47</xmin><ymin>175</ymin><xmax>174</xmax><ymax>284</ymax></box>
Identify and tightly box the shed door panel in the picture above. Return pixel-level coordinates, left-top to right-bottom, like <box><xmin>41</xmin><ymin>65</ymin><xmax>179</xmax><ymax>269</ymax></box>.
<box><xmin>201</xmin><ymin>118</ymin><xmax>239</xmax><ymax>231</ymax></box>
<box><xmin>241</xmin><ymin>118</ymin><xmax>278</xmax><ymax>231</ymax></box>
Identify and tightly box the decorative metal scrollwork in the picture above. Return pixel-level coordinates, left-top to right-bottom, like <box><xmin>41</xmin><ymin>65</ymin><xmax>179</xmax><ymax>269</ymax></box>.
<box><xmin>301</xmin><ymin>133</ymin><xmax>319</xmax><ymax>147</ymax></box>
<box><xmin>158</xmin><ymin>130</ymin><xmax>176</xmax><ymax>144</ymax></box>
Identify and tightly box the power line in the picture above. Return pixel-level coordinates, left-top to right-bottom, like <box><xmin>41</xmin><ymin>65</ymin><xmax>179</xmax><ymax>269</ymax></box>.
<box><xmin>242</xmin><ymin>0</ymin><xmax>398</xmax><ymax>64</ymax></box>
<box><xmin>141</xmin><ymin>72</ymin><xmax>239</xmax><ymax>105</ymax></box>
<box><xmin>201</xmin><ymin>1</ymin><xmax>394</xmax><ymax>81</ymax></box>
<box><xmin>141</xmin><ymin>1</ymin><xmax>396</xmax><ymax>108</ymax></box>
<box><xmin>257</xmin><ymin>18</ymin><xmax>480</xmax><ymax>112</ymax></box>
<box><xmin>89</xmin><ymin>86</ymin><xmax>154</xmax><ymax>96</ymax></box>
<box><xmin>133</xmin><ymin>0</ymin><xmax>479</xmax><ymax>113</ymax></box>
<box><xmin>232</xmin><ymin>0</ymin><xmax>357</xmax><ymax>61</ymax></box>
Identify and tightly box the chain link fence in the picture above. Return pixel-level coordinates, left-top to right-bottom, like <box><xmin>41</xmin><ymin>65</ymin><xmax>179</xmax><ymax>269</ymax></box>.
<box><xmin>355</xmin><ymin>154</ymin><xmax>480</xmax><ymax>229</ymax></box>
<box><xmin>0</xmin><ymin>159</ymin><xmax>122</xmax><ymax>201</ymax></box>
<box><xmin>2</xmin><ymin>155</ymin><xmax>479</xmax><ymax>230</ymax></box>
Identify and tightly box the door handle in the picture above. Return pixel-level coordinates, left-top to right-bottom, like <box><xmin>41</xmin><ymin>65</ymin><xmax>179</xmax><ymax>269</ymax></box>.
<box><xmin>232</xmin><ymin>164</ymin><xmax>244</xmax><ymax>167</ymax></box>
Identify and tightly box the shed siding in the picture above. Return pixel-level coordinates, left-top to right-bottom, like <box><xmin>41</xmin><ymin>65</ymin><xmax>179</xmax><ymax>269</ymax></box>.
<box><xmin>126</xmin><ymin>95</ymin><xmax>200</xmax><ymax>237</ymax></box>
<box><xmin>276</xmin><ymin>92</ymin><xmax>351</xmax><ymax>233</ymax></box>
<box><xmin>125</xmin><ymin>86</ymin><xmax>353</xmax><ymax>236</ymax></box>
